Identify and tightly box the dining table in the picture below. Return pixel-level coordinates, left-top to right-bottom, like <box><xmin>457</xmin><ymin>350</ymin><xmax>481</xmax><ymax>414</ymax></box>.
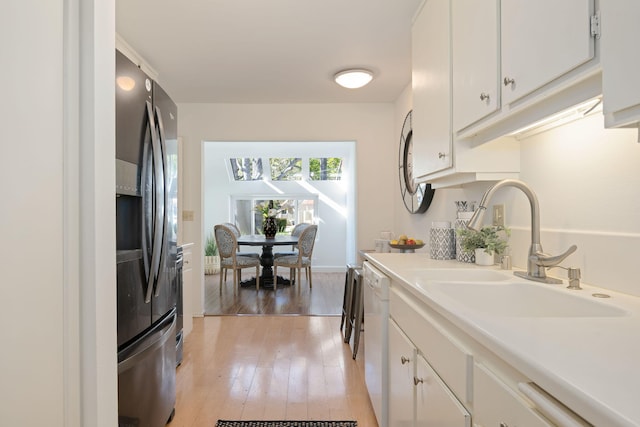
<box><xmin>236</xmin><ymin>234</ymin><xmax>299</xmax><ymax>288</ymax></box>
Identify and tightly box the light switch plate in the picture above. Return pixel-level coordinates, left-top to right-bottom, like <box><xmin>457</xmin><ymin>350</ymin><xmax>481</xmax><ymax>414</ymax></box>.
<box><xmin>182</xmin><ymin>210</ymin><xmax>195</xmax><ymax>221</ymax></box>
<box><xmin>493</xmin><ymin>204</ymin><xmax>505</xmax><ymax>227</ymax></box>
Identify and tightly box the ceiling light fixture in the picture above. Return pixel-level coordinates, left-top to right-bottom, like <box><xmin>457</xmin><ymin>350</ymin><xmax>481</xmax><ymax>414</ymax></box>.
<box><xmin>334</xmin><ymin>69</ymin><xmax>374</xmax><ymax>89</ymax></box>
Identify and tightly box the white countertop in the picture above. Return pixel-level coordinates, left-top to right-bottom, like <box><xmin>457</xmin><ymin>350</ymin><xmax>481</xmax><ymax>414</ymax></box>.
<box><xmin>363</xmin><ymin>252</ymin><xmax>640</xmax><ymax>427</ymax></box>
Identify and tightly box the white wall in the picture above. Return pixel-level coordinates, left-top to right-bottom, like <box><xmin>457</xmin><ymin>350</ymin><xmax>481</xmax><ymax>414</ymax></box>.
<box><xmin>494</xmin><ymin>113</ymin><xmax>640</xmax><ymax>296</ymax></box>
<box><xmin>393</xmin><ymin>83</ymin><xmax>640</xmax><ymax>297</ymax></box>
<box><xmin>203</xmin><ymin>141</ymin><xmax>354</xmax><ymax>270</ymax></box>
<box><xmin>2</xmin><ymin>0</ymin><xmax>117</xmax><ymax>426</ymax></box>
<box><xmin>178</xmin><ymin>103</ymin><xmax>395</xmax><ymax>313</ymax></box>
<box><xmin>3</xmin><ymin>4</ymin><xmax>65</xmax><ymax>423</ymax></box>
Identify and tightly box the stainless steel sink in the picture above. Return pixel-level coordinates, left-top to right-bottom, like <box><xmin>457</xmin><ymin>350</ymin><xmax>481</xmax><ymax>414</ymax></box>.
<box><xmin>418</xmin><ymin>281</ymin><xmax>628</xmax><ymax>318</ymax></box>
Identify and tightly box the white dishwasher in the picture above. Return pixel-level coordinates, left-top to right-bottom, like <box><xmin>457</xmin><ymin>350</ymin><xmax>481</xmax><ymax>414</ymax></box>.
<box><xmin>363</xmin><ymin>261</ymin><xmax>390</xmax><ymax>427</ymax></box>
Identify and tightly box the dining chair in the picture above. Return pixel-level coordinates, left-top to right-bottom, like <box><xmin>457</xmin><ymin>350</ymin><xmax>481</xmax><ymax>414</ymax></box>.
<box><xmin>273</xmin><ymin>224</ymin><xmax>317</xmax><ymax>291</ymax></box>
<box><xmin>214</xmin><ymin>224</ymin><xmax>261</xmax><ymax>292</ymax></box>
<box><xmin>222</xmin><ymin>222</ymin><xmax>258</xmax><ymax>256</ymax></box>
<box><xmin>220</xmin><ymin>222</ymin><xmax>260</xmax><ymax>281</ymax></box>
<box><xmin>273</xmin><ymin>222</ymin><xmax>310</xmax><ymax>259</ymax></box>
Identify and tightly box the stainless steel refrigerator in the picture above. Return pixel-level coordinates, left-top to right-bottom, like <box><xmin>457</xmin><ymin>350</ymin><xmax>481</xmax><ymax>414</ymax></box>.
<box><xmin>115</xmin><ymin>49</ymin><xmax>179</xmax><ymax>427</ymax></box>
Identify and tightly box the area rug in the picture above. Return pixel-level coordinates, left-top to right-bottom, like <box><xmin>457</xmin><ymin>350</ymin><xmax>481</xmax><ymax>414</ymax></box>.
<box><xmin>215</xmin><ymin>421</ymin><xmax>356</xmax><ymax>427</ymax></box>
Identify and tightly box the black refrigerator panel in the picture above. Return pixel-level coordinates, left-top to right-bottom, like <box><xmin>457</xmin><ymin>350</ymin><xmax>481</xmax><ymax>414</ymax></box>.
<box><xmin>151</xmin><ymin>80</ymin><xmax>179</xmax><ymax>324</ymax></box>
<box><xmin>116</xmin><ymin>48</ymin><xmax>178</xmax><ymax>426</ymax></box>
<box><xmin>116</xmin><ymin>249</ymin><xmax>151</xmax><ymax>349</ymax></box>
<box><xmin>118</xmin><ymin>310</ymin><xmax>176</xmax><ymax>427</ymax></box>
<box><xmin>116</xmin><ymin>50</ymin><xmax>152</xmax><ymax>165</ymax></box>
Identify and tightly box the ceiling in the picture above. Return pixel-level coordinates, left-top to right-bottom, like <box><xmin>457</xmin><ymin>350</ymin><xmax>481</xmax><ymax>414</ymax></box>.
<box><xmin>115</xmin><ymin>0</ymin><xmax>423</xmax><ymax>104</ymax></box>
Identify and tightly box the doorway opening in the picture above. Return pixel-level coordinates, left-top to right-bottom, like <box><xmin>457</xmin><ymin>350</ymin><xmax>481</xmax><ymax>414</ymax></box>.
<box><xmin>202</xmin><ymin>141</ymin><xmax>356</xmax><ymax>314</ymax></box>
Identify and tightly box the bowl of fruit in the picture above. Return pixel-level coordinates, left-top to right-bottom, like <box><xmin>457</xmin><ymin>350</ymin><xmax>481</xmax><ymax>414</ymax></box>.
<box><xmin>389</xmin><ymin>235</ymin><xmax>425</xmax><ymax>253</ymax></box>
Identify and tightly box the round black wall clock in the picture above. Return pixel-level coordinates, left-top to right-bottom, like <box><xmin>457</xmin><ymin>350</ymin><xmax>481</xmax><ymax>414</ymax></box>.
<box><xmin>398</xmin><ymin>110</ymin><xmax>435</xmax><ymax>214</ymax></box>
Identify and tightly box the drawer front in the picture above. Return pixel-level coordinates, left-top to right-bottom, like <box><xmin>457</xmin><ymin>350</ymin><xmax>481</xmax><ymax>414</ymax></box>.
<box><xmin>474</xmin><ymin>362</ymin><xmax>552</xmax><ymax>427</ymax></box>
<box><xmin>390</xmin><ymin>287</ymin><xmax>472</xmax><ymax>405</ymax></box>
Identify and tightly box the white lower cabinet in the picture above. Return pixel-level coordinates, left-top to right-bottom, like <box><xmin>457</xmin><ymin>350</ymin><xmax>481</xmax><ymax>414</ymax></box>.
<box><xmin>416</xmin><ymin>354</ymin><xmax>471</xmax><ymax>427</ymax></box>
<box><xmin>181</xmin><ymin>243</ymin><xmax>194</xmax><ymax>337</ymax></box>
<box><xmin>384</xmin><ymin>280</ymin><xmax>592</xmax><ymax>427</ymax></box>
<box><xmin>473</xmin><ymin>363</ymin><xmax>552</xmax><ymax>427</ymax></box>
<box><xmin>389</xmin><ymin>319</ymin><xmax>415</xmax><ymax>427</ymax></box>
<box><xmin>388</xmin><ymin>318</ymin><xmax>470</xmax><ymax>427</ymax></box>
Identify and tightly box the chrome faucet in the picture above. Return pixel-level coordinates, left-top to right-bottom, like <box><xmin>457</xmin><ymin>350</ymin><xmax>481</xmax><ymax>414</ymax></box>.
<box><xmin>467</xmin><ymin>179</ymin><xmax>577</xmax><ymax>284</ymax></box>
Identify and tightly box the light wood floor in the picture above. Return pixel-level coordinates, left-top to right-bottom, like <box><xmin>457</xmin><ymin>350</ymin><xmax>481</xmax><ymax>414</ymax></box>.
<box><xmin>204</xmin><ymin>272</ymin><xmax>345</xmax><ymax>315</ymax></box>
<box><xmin>172</xmin><ymin>316</ymin><xmax>378</xmax><ymax>426</ymax></box>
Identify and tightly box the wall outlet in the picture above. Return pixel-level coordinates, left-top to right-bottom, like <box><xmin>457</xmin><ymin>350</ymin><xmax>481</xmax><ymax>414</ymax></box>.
<box><xmin>493</xmin><ymin>204</ymin><xmax>505</xmax><ymax>227</ymax></box>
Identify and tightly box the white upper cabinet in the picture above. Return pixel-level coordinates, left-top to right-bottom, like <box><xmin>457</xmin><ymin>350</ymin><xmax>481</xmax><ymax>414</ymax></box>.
<box><xmin>412</xmin><ymin>0</ymin><xmax>520</xmax><ymax>188</ymax></box>
<box><xmin>601</xmin><ymin>0</ymin><xmax>640</xmax><ymax>128</ymax></box>
<box><xmin>412</xmin><ymin>0</ymin><xmax>452</xmax><ymax>179</ymax></box>
<box><xmin>452</xmin><ymin>0</ymin><xmax>599</xmax><ymax>144</ymax></box>
<box><xmin>452</xmin><ymin>0</ymin><xmax>499</xmax><ymax>131</ymax></box>
<box><xmin>501</xmin><ymin>0</ymin><xmax>595</xmax><ymax>106</ymax></box>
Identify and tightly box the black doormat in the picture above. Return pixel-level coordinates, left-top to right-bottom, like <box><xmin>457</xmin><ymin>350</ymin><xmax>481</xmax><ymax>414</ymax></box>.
<box><xmin>215</xmin><ymin>422</ymin><xmax>356</xmax><ymax>427</ymax></box>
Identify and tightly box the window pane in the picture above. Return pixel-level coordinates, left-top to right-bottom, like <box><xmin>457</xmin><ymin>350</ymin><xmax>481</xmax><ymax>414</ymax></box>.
<box><xmin>270</xmin><ymin>158</ymin><xmax>302</xmax><ymax>181</ymax></box>
<box><xmin>230</xmin><ymin>158</ymin><xmax>263</xmax><ymax>180</ymax></box>
<box><xmin>309</xmin><ymin>157</ymin><xmax>343</xmax><ymax>180</ymax></box>
<box><xmin>233</xmin><ymin>197</ymin><xmax>315</xmax><ymax>235</ymax></box>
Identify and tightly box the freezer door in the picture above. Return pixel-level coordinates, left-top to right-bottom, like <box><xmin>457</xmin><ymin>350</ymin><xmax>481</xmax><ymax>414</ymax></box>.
<box><xmin>118</xmin><ymin>311</ymin><xmax>176</xmax><ymax>427</ymax></box>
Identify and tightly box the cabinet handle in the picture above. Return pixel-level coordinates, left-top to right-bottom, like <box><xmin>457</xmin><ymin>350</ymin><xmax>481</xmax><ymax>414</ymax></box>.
<box><xmin>400</xmin><ymin>356</ymin><xmax>411</xmax><ymax>365</ymax></box>
<box><xmin>413</xmin><ymin>377</ymin><xmax>424</xmax><ymax>386</ymax></box>
<box><xmin>438</xmin><ymin>152</ymin><xmax>446</xmax><ymax>159</ymax></box>
<box><xmin>479</xmin><ymin>92</ymin><xmax>490</xmax><ymax>101</ymax></box>
<box><xmin>503</xmin><ymin>77</ymin><xmax>515</xmax><ymax>86</ymax></box>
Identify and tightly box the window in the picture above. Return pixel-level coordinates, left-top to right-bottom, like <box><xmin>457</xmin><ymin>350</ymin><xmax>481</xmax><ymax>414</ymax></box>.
<box><xmin>231</xmin><ymin>196</ymin><xmax>317</xmax><ymax>235</ymax></box>
<box><xmin>270</xmin><ymin>158</ymin><xmax>302</xmax><ymax>181</ymax></box>
<box><xmin>229</xmin><ymin>158</ymin><xmax>263</xmax><ymax>181</ymax></box>
<box><xmin>309</xmin><ymin>157</ymin><xmax>343</xmax><ymax>180</ymax></box>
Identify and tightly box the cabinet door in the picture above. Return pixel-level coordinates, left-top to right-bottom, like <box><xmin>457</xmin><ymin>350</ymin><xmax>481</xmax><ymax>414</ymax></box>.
<box><xmin>452</xmin><ymin>0</ymin><xmax>499</xmax><ymax>131</ymax></box>
<box><xmin>412</xmin><ymin>0</ymin><xmax>452</xmax><ymax>179</ymax></box>
<box><xmin>602</xmin><ymin>0</ymin><xmax>640</xmax><ymax>128</ymax></box>
<box><xmin>501</xmin><ymin>0</ymin><xmax>595</xmax><ymax>105</ymax></box>
<box><xmin>474</xmin><ymin>363</ymin><xmax>553</xmax><ymax>427</ymax></box>
<box><xmin>389</xmin><ymin>319</ymin><xmax>415</xmax><ymax>427</ymax></box>
<box><xmin>181</xmin><ymin>245</ymin><xmax>194</xmax><ymax>336</ymax></box>
<box><xmin>415</xmin><ymin>355</ymin><xmax>471</xmax><ymax>427</ymax></box>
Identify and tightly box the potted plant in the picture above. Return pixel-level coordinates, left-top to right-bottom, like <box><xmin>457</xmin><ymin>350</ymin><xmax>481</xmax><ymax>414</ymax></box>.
<box><xmin>456</xmin><ymin>225</ymin><xmax>510</xmax><ymax>266</ymax></box>
<box><xmin>204</xmin><ymin>232</ymin><xmax>220</xmax><ymax>275</ymax></box>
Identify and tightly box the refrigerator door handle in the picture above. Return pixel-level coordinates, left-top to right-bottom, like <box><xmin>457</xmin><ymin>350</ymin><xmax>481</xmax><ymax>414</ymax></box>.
<box><xmin>142</xmin><ymin>101</ymin><xmax>159</xmax><ymax>303</ymax></box>
<box><xmin>153</xmin><ymin>105</ymin><xmax>169</xmax><ymax>297</ymax></box>
<box><xmin>149</xmin><ymin>104</ymin><xmax>165</xmax><ymax>296</ymax></box>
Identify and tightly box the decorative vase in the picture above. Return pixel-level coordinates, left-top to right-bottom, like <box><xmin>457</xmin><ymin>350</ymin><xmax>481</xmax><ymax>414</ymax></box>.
<box><xmin>474</xmin><ymin>249</ymin><xmax>495</xmax><ymax>266</ymax></box>
<box><xmin>429</xmin><ymin>224</ymin><xmax>455</xmax><ymax>260</ymax></box>
<box><xmin>263</xmin><ymin>216</ymin><xmax>278</xmax><ymax>238</ymax></box>
<box><xmin>455</xmin><ymin>219</ymin><xmax>475</xmax><ymax>263</ymax></box>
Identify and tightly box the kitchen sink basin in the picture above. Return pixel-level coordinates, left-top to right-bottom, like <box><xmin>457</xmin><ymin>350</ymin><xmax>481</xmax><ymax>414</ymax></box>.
<box><xmin>419</xmin><ymin>281</ymin><xmax>629</xmax><ymax>318</ymax></box>
<box><xmin>403</xmin><ymin>268</ymin><xmax>511</xmax><ymax>283</ymax></box>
